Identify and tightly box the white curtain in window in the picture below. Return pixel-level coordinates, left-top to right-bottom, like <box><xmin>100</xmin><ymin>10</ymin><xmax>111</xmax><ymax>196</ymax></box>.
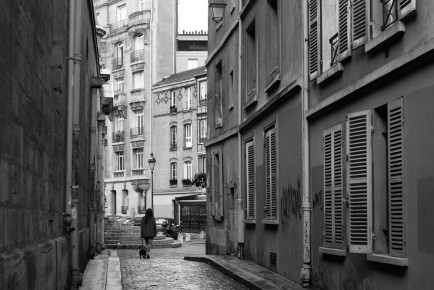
<box><xmin>133</xmin><ymin>71</ymin><xmax>144</xmax><ymax>89</ymax></box>
<box><xmin>184</xmin><ymin>161</ymin><xmax>192</xmax><ymax>179</ymax></box>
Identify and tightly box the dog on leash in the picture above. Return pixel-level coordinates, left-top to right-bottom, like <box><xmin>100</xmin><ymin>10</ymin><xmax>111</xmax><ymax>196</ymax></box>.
<box><xmin>138</xmin><ymin>245</ymin><xmax>147</xmax><ymax>259</ymax></box>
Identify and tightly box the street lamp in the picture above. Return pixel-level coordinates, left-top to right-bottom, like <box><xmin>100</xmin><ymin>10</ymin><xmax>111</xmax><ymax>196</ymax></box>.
<box><xmin>148</xmin><ymin>153</ymin><xmax>156</xmax><ymax>209</ymax></box>
<box><xmin>209</xmin><ymin>2</ymin><xmax>226</xmax><ymax>23</ymax></box>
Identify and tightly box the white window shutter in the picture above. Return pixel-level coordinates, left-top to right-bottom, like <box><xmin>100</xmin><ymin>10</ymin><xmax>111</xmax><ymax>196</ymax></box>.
<box><xmin>308</xmin><ymin>0</ymin><xmax>319</xmax><ymax>80</ymax></box>
<box><xmin>351</xmin><ymin>0</ymin><xmax>369</xmax><ymax>48</ymax></box>
<box><xmin>265</xmin><ymin>132</ymin><xmax>271</xmax><ymax>218</ymax></box>
<box><xmin>324</xmin><ymin>124</ymin><xmax>344</xmax><ymax>249</ymax></box>
<box><xmin>399</xmin><ymin>0</ymin><xmax>416</xmax><ymax>20</ymax></box>
<box><xmin>246</xmin><ymin>141</ymin><xmax>255</xmax><ymax>220</ymax></box>
<box><xmin>338</xmin><ymin>0</ymin><xmax>352</xmax><ymax>60</ymax></box>
<box><xmin>346</xmin><ymin>110</ymin><xmax>372</xmax><ymax>253</ymax></box>
<box><xmin>387</xmin><ymin>98</ymin><xmax>406</xmax><ymax>257</ymax></box>
<box><xmin>270</xmin><ymin>129</ymin><xmax>277</xmax><ymax>219</ymax></box>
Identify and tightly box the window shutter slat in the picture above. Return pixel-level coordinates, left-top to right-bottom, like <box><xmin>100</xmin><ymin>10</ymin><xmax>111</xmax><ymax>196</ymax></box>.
<box><xmin>270</xmin><ymin>130</ymin><xmax>277</xmax><ymax>219</ymax></box>
<box><xmin>338</xmin><ymin>0</ymin><xmax>351</xmax><ymax>60</ymax></box>
<box><xmin>352</xmin><ymin>0</ymin><xmax>368</xmax><ymax>48</ymax></box>
<box><xmin>398</xmin><ymin>0</ymin><xmax>416</xmax><ymax>20</ymax></box>
<box><xmin>246</xmin><ymin>142</ymin><xmax>255</xmax><ymax>219</ymax></box>
<box><xmin>346</xmin><ymin>111</ymin><xmax>372</xmax><ymax>253</ymax></box>
<box><xmin>265</xmin><ymin>133</ymin><xmax>271</xmax><ymax>218</ymax></box>
<box><xmin>324</xmin><ymin>130</ymin><xmax>334</xmax><ymax>246</ymax></box>
<box><xmin>309</xmin><ymin>0</ymin><xmax>319</xmax><ymax>79</ymax></box>
<box><xmin>219</xmin><ymin>154</ymin><xmax>224</xmax><ymax>217</ymax></box>
<box><xmin>333</xmin><ymin>127</ymin><xmax>344</xmax><ymax>246</ymax></box>
<box><xmin>388</xmin><ymin>98</ymin><xmax>406</xmax><ymax>257</ymax></box>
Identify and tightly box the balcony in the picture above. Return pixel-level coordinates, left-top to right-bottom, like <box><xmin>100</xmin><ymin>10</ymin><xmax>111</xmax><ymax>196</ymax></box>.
<box><xmin>197</xmin><ymin>98</ymin><xmax>207</xmax><ymax>114</ymax></box>
<box><xmin>137</xmin><ymin>205</ymin><xmax>146</xmax><ymax>214</ymax></box>
<box><xmin>128</xmin><ymin>10</ymin><xmax>151</xmax><ymax>27</ymax></box>
<box><xmin>110</xmin><ymin>19</ymin><xmax>128</xmax><ymax>35</ymax></box>
<box><xmin>170</xmin><ymin>144</ymin><xmax>177</xmax><ymax>151</ymax></box>
<box><xmin>130</xmin><ymin>127</ymin><xmax>144</xmax><ymax>139</ymax></box>
<box><xmin>113</xmin><ymin>171</ymin><xmax>125</xmax><ymax>178</ymax></box>
<box><xmin>112</xmin><ymin>130</ymin><xmax>125</xmax><ymax>143</ymax></box>
<box><xmin>130</xmin><ymin>49</ymin><xmax>145</xmax><ymax>63</ymax></box>
<box><xmin>197</xmin><ymin>143</ymin><xmax>205</xmax><ymax>154</ymax></box>
<box><xmin>170</xmin><ymin>105</ymin><xmax>177</xmax><ymax>114</ymax></box>
<box><xmin>112</xmin><ymin>57</ymin><xmax>123</xmax><ymax>70</ymax></box>
<box><xmin>132</xmin><ymin>168</ymin><xmax>144</xmax><ymax>176</ymax></box>
<box><xmin>121</xmin><ymin>205</ymin><xmax>128</xmax><ymax>214</ymax></box>
<box><xmin>182</xmin><ymin>179</ymin><xmax>192</xmax><ymax>187</ymax></box>
<box><xmin>113</xmin><ymin>94</ymin><xmax>126</xmax><ymax>108</ymax></box>
<box><xmin>169</xmin><ymin>179</ymin><xmax>178</xmax><ymax>186</ymax></box>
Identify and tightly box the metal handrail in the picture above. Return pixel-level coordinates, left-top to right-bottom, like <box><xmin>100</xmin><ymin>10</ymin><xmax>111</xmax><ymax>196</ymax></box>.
<box><xmin>112</xmin><ymin>130</ymin><xmax>125</xmax><ymax>142</ymax></box>
<box><xmin>382</xmin><ymin>0</ymin><xmax>398</xmax><ymax>30</ymax></box>
<box><xmin>130</xmin><ymin>127</ymin><xmax>143</xmax><ymax>139</ymax></box>
<box><xmin>110</xmin><ymin>19</ymin><xmax>128</xmax><ymax>32</ymax></box>
<box><xmin>329</xmin><ymin>33</ymin><xmax>339</xmax><ymax>67</ymax></box>
<box><xmin>112</xmin><ymin>57</ymin><xmax>123</xmax><ymax>70</ymax></box>
<box><xmin>130</xmin><ymin>49</ymin><xmax>145</xmax><ymax>63</ymax></box>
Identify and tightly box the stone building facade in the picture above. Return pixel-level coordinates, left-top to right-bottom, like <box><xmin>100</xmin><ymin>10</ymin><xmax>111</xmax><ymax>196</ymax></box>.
<box><xmin>152</xmin><ymin>66</ymin><xmax>207</xmax><ymax>230</ymax></box>
<box><xmin>0</xmin><ymin>0</ymin><xmax>104</xmax><ymax>289</ymax></box>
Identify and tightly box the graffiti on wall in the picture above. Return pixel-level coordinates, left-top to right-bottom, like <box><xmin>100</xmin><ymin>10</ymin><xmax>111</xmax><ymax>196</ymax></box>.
<box><xmin>282</xmin><ymin>177</ymin><xmax>302</xmax><ymax>220</ymax></box>
<box><xmin>312</xmin><ymin>190</ymin><xmax>323</xmax><ymax>211</ymax></box>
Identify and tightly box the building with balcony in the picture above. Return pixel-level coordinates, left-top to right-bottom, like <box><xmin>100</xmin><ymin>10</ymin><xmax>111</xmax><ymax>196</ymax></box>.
<box><xmin>94</xmin><ymin>0</ymin><xmax>176</xmax><ymax>217</ymax></box>
<box><xmin>151</xmin><ymin>66</ymin><xmax>207</xmax><ymax>232</ymax></box>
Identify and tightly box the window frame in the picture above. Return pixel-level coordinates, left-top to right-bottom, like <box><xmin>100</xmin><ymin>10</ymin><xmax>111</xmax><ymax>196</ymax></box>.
<box><xmin>170</xmin><ymin>162</ymin><xmax>177</xmax><ymax>180</ymax></box>
<box><xmin>170</xmin><ymin>125</ymin><xmax>177</xmax><ymax>149</ymax></box>
<box><xmin>184</xmin><ymin>123</ymin><xmax>192</xmax><ymax>148</ymax></box>
<box><xmin>132</xmin><ymin>70</ymin><xmax>144</xmax><ymax>89</ymax></box>
<box><xmin>262</xmin><ymin>124</ymin><xmax>279</xmax><ymax>224</ymax></box>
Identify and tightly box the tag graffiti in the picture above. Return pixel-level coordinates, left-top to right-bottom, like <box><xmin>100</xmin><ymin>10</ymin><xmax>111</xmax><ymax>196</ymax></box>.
<box><xmin>282</xmin><ymin>177</ymin><xmax>302</xmax><ymax>219</ymax></box>
<box><xmin>312</xmin><ymin>190</ymin><xmax>323</xmax><ymax>211</ymax></box>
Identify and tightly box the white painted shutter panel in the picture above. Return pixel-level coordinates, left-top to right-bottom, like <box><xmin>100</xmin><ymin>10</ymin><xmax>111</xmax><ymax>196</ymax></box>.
<box><xmin>270</xmin><ymin>129</ymin><xmax>277</xmax><ymax>219</ymax></box>
<box><xmin>388</xmin><ymin>98</ymin><xmax>406</xmax><ymax>257</ymax></box>
<box><xmin>399</xmin><ymin>0</ymin><xmax>416</xmax><ymax>20</ymax></box>
<box><xmin>219</xmin><ymin>154</ymin><xmax>224</xmax><ymax>217</ymax></box>
<box><xmin>309</xmin><ymin>0</ymin><xmax>319</xmax><ymax>79</ymax></box>
<box><xmin>346</xmin><ymin>111</ymin><xmax>372</xmax><ymax>253</ymax></box>
<box><xmin>265</xmin><ymin>132</ymin><xmax>271</xmax><ymax>218</ymax></box>
<box><xmin>246</xmin><ymin>141</ymin><xmax>255</xmax><ymax>219</ymax></box>
<box><xmin>324</xmin><ymin>124</ymin><xmax>344</xmax><ymax>248</ymax></box>
<box><xmin>338</xmin><ymin>0</ymin><xmax>351</xmax><ymax>60</ymax></box>
<box><xmin>352</xmin><ymin>0</ymin><xmax>368</xmax><ymax>48</ymax></box>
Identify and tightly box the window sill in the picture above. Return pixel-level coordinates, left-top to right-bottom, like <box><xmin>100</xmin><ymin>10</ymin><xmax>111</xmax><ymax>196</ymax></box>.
<box><xmin>244</xmin><ymin>219</ymin><xmax>256</xmax><ymax>224</ymax></box>
<box><xmin>215</xmin><ymin>121</ymin><xmax>222</xmax><ymax>129</ymax></box>
<box><xmin>264</xmin><ymin>73</ymin><xmax>280</xmax><ymax>94</ymax></box>
<box><xmin>317</xmin><ymin>63</ymin><xmax>344</xmax><ymax>86</ymax></box>
<box><xmin>183</xmin><ymin>146</ymin><xmax>192</xmax><ymax>150</ymax></box>
<box><xmin>365</xmin><ymin>21</ymin><xmax>405</xmax><ymax>54</ymax></box>
<box><xmin>318</xmin><ymin>247</ymin><xmax>347</xmax><ymax>257</ymax></box>
<box><xmin>367</xmin><ymin>253</ymin><xmax>408</xmax><ymax>267</ymax></box>
<box><xmin>243</xmin><ymin>94</ymin><xmax>257</xmax><ymax>111</ymax></box>
<box><xmin>261</xmin><ymin>219</ymin><xmax>279</xmax><ymax>225</ymax></box>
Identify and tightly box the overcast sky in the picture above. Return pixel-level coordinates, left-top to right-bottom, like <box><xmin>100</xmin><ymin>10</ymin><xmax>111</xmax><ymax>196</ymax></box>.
<box><xmin>178</xmin><ymin>0</ymin><xmax>208</xmax><ymax>33</ymax></box>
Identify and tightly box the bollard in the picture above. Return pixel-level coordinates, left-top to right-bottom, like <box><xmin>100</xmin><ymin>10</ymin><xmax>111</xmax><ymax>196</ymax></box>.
<box><xmin>185</xmin><ymin>233</ymin><xmax>191</xmax><ymax>242</ymax></box>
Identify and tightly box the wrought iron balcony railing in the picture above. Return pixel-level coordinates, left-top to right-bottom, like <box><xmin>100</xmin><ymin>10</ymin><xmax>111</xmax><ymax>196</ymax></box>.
<box><xmin>170</xmin><ymin>105</ymin><xmax>177</xmax><ymax>114</ymax></box>
<box><xmin>112</xmin><ymin>57</ymin><xmax>123</xmax><ymax>70</ymax></box>
<box><xmin>130</xmin><ymin>127</ymin><xmax>144</xmax><ymax>139</ymax></box>
<box><xmin>112</xmin><ymin>130</ymin><xmax>125</xmax><ymax>143</ymax></box>
<box><xmin>132</xmin><ymin>168</ymin><xmax>144</xmax><ymax>176</ymax></box>
<box><xmin>169</xmin><ymin>179</ymin><xmax>178</xmax><ymax>186</ymax></box>
<box><xmin>110</xmin><ymin>19</ymin><xmax>128</xmax><ymax>34</ymax></box>
<box><xmin>383</xmin><ymin>0</ymin><xmax>398</xmax><ymax>30</ymax></box>
<box><xmin>182</xmin><ymin>179</ymin><xmax>192</xmax><ymax>186</ymax></box>
<box><xmin>170</xmin><ymin>143</ymin><xmax>177</xmax><ymax>151</ymax></box>
<box><xmin>121</xmin><ymin>205</ymin><xmax>128</xmax><ymax>214</ymax></box>
<box><xmin>129</xmin><ymin>10</ymin><xmax>151</xmax><ymax>26</ymax></box>
<box><xmin>130</xmin><ymin>49</ymin><xmax>145</xmax><ymax>63</ymax></box>
<box><xmin>330</xmin><ymin>33</ymin><xmax>339</xmax><ymax>67</ymax></box>
<box><xmin>113</xmin><ymin>171</ymin><xmax>125</xmax><ymax>178</ymax></box>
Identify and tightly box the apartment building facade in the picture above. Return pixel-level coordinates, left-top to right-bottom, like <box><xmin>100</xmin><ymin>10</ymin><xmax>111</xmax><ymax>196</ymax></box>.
<box><xmin>308</xmin><ymin>0</ymin><xmax>434</xmax><ymax>288</ymax></box>
<box><xmin>151</xmin><ymin>66</ymin><xmax>207</xmax><ymax>231</ymax></box>
<box><xmin>94</xmin><ymin>0</ymin><xmax>176</xmax><ymax>217</ymax></box>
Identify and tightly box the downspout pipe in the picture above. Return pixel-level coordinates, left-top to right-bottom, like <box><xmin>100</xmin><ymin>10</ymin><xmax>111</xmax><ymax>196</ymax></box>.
<box><xmin>236</xmin><ymin>0</ymin><xmax>244</xmax><ymax>259</ymax></box>
<box><xmin>70</xmin><ymin>0</ymin><xmax>83</xmax><ymax>287</ymax></box>
<box><xmin>301</xmin><ymin>0</ymin><xmax>312</xmax><ymax>287</ymax></box>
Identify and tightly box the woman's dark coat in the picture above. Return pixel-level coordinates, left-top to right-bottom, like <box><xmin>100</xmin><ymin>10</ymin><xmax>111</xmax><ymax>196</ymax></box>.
<box><xmin>141</xmin><ymin>216</ymin><xmax>157</xmax><ymax>239</ymax></box>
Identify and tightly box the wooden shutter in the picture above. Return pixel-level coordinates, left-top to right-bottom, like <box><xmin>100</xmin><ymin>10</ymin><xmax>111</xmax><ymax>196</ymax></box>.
<box><xmin>346</xmin><ymin>111</ymin><xmax>372</xmax><ymax>253</ymax></box>
<box><xmin>324</xmin><ymin>124</ymin><xmax>344</xmax><ymax>249</ymax></box>
<box><xmin>398</xmin><ymin>0</ymin><xmax>416</xmax><ymax>20</ymax></box>
<box><xmin>388</xmin><ymin>98</ymin><xmax>406</xmax><ymax>256</ymax></box>
<box><xmin>212</xmin><ymin>154</ymin><xmax>218</xmax><ymax>217</ymax></box>
<box><xmin>265</xmin><ymin>127</ymin><xmax>277</xmax><ymax>219</ymax></box>
<box><xmin>308</xmin><ymin>0</ymin><xmax>319</xmax><ymax>80</ymax></box>
<box><xmin>246</xmin><ymin>141</ymin><xmax>255</xmax><ymax>220</ymax></box>
<box><xmin>219</xmin><ymin>153</ymin><xmax>224</xmax><ymax>217</ymax></box>
<box><xmin>352</xmin><ymin>0</ymin><xmax>368</xmax><ymax>48</ymax></box>
<box><xmin>338</xmin><ymin>0</ymin><xmax>351</xmax><ymax>60</ymax></box>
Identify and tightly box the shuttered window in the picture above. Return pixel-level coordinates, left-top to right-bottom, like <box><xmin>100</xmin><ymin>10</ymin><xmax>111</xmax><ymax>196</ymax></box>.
<box><xmin>265</xmin><ymin>127</ymin><xmax>277</xmax><ymax>220</ymax></box>
<box><xmin>346</xmin><ymin>111</ymin><xmax>372</xmax><ymax>253</ymax></box>
<box><xmin>246</xmin><ymin>141</ymin><xmax>255</xmax><ymax>220</ymax></box>
<box><xmin>387</xmin><ymin>99</ymin><xmax>406</xmax><ymax>256</ymax></box>
<box><xmin>323</xmin><ymin>124</ymin><xmax>344</xmax><ymax>249</ymax></box>
<box><xmin>212</xmin><ymin>152</ymin><xmax>224</xmax><ymax>219</ymax></box>
<box><xmin>398</xmin><ymin>0</ymin><xmax>416</xmax><ymax>20</ymax></box>
<box><xmin>308</xmin><ymin>0</ymin><xmax>319</xmax><ymax>79</ymax></box>
<box><xmin>352</xmin><ymin>0</ymin><xmax>368</xmax><ymax>48</ymax></box>
<box><xmin>338</xmin><ymin>0</ymin><xmax>351</xmax><ymax>60</ymax></box>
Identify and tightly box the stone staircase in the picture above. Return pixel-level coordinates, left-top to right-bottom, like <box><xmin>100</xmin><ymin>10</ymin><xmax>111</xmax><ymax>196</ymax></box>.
<box><xmin>104</xmin><ymin>217</ymin><xmax>182</xmax><ymax>249</ymax></box>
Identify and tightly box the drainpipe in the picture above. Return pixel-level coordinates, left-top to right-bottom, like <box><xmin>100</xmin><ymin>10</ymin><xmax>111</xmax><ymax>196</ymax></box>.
<box><xmin>300</xmin><ymin>0</ymin><xmax>311</xmax><ymax>287</ymax></box>
<box><xmin>97</xmin><ymin>111</ymin><xmax>106</xmax><ymax>251</ymax></box>
<box><xmin>236</xmin><ymin>0</ymin><xmax>244</xmax><ymax>259</ymax></box>
<box><xmin>70</xmin><ymin>0</ymin><xmax>84</xmax><ymax>287</ymax></box>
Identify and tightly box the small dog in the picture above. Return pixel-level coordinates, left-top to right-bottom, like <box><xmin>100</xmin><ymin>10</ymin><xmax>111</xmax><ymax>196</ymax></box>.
<box><xmin>138</xmin><ymin>245</ymin><xmax>147</xmax><ymax>259</ymax></box>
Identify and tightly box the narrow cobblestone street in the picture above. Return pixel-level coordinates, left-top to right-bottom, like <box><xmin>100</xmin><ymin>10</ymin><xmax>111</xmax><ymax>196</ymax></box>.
<box><xmin>117</xmin><ymin>242</ymin><xmax>247</xmax><ymax>289</ymax></box>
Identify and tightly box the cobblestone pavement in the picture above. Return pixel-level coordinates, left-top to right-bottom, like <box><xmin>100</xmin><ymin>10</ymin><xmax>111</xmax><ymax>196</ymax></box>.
<box><xmin>117</xmin><ymin>242</ymin><xmax>248</xmax><ymax>290</ymax></box>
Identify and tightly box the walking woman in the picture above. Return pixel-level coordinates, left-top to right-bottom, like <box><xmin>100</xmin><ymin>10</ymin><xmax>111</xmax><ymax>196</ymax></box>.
<box><xmin>140</xmin><ymin>208</ymin><xmax>157</xmax><ymax>259</ymax></box>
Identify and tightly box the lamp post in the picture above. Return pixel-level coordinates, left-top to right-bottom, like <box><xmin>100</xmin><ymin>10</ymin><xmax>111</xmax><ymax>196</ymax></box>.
<box><xmin>148</xmin><ymin>153</ymin><xmax>156</xmax><ymax>209</ymax></box>
<box><xmin>209</xmin><ymin>2</ymin><xmax>226</xmax><ymax>23</ymax></box>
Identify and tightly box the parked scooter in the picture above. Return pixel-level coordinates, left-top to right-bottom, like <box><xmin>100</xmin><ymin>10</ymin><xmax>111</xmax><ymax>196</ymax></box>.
<box><xmin>162</xmin><ymin>220</ymin><xmax>181</xmax><ymax>240</ymax></box>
